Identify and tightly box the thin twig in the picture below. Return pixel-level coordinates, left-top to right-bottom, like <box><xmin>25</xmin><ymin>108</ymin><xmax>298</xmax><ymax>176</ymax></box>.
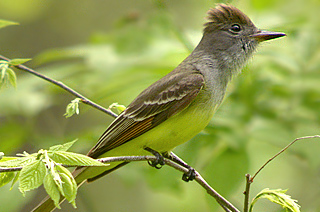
<box><xmin>243</xmin><ymin>174</ymin><xmax>252</xmax><ymax>212</ymax></box>
<box><xmin>0</xmin><ymin>55</ymin><xmax>118</xmax><ymax>118</ymax></box>
<box><xmin>166</xmin><ymin>152</ymin><xmax>236</xmax><ymax>212</ymax></box>
<box><xmin>0</xmin><ymin>167</ymin><xmax>22</xmax><ymax>172</ymax></box>
<box><xmin>251</xmin><ymin>135</ymin><xmax>320</xmax><ymax>181</ymax></box>
<box><xmin>0</xmin><ymin>155</ymin><xmax>240</xmax><ymax>212</ymax></box>
<box><xmin>194</xmin><ymin>172</ymin><xmax>238</xmax><ymax>212</ymax></box>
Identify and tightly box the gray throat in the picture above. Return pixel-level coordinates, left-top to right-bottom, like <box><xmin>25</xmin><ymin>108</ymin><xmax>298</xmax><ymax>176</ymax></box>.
<box><xmin>180</xmin><ymin>35</ymin><xmax>257</xmax><ymax>107</ymax></box>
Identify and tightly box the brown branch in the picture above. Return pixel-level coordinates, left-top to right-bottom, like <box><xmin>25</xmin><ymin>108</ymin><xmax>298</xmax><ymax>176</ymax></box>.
<box><xmin>0</xmin><ymin>55</ymin><xmax>118</xmax><ymax>118</ymax></box>
<box><xmin>243</xmin><ymin>174</ymin><xmax>252</xmax><ymax>212</ymax></box>
<box><xmin>0</xmin><ymin>167</ymin><xmax>22</xmax><ymax>172</ymax></box>
<box><xmin>0</xmin><ymin>155</ymin><xmax>240</xmax><ymax>212</ymax></box>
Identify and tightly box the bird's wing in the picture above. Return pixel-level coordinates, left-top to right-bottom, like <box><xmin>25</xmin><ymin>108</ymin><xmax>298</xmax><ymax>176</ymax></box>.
<box><xmin>87</xmin><ymin>68</ymin><xmax>205</xmax><ymax>158</ymax></box>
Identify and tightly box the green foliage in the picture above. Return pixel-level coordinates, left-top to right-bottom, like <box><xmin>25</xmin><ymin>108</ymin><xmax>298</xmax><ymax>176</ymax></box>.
<box><xmin>0</xmin><ymin>62</ymin><xmax>17</xmax><ymax>88</ymax></box>
<box><xmin>54</xmin><ymin>166</ymin><xmax>77</xmax><ymax>207</ymax></box>
<box><xmin>43</xmin><ymin>171</ymin><xmax>61</xmax><ymax>208</ymax></box>
<box><xmin>19</xmin><ymin>160</ymin><xmax>46</xmax><ymax>194</ymax></box>
<box><xmin>250</xmin><ymin>188</ymin><xmax>300</xmax><ymax>212</ymax></box>
<box><xmin>0</xmin><ymin>19</ymin><xmax>18</xmax><ymax>29</ymax></box>
<box><xmin>8</xmin><ymin>58</ymin><xmax>32</xmax><ymax>66</ymax></box>
<box><xmin>0</xmin><ymin>172</ymin><xmax>15</xmax><ymax>188</ymax></box>
<box><xmin>0</xmin><ymin>140</ymin><xmax>107</xmax><ymax>208</ymax></box>
<box><xmin>64</xmin><ymin>98</ymin><xmax>81</xmax><ymax>118</ymax></box>
<box><xmin>0</xmin><ymin>58</ymin><xmax>31</xmax><ymax>89</ymax></box>
<box><xmin>108</xmin><ymin>102</ymin><xmax>126</xmax><ymax>114</ymax></box>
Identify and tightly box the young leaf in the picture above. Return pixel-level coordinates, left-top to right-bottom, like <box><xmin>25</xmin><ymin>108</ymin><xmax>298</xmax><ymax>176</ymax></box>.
<box><xmin>5</xmin><ymin>68</ymin><xmax>17</xmax><ymax>88</ymax></box>
<box><xmin>0</xmin><ymin>156</ymin><xmax>35</xmax><ymax>167</ymax></box>
<box><xmin>0</xmin><ymin>20</ymin><xmax>19</xmax><ymax>29</ymax></box>
<box><xmin>8</xmin><ymin>58</ymin><xmax>32</xmax><ymax>66</ymax></box>
<box><xmin>108</xmin><ymin>102</ymin><xmax>126</xmax><ymax>114</ymax></box>
<box><xmin>51</xmin><ymin>170</ymin><xmax>63</xmax><ymax>196</ymax></box>
<box><xmin>249</xmin><ymin>188</ymin><xmax>300</xmax><ymax>212</ymax></box>
<box><xmin>59</xmin><ymin>173</ymin><xmax>77</xmax><ymax>206</ymax></box>
<box><xmin>19</xmin><ymin>160</ymin><xmax>47</xmax><ymax>194</ymax></box>
<box><xmin>55</xmin><ymin>166</ymin><xmax>77</xmax><ymax>207</ymax></box>
<box><xmin>48</xmin><ymin>139</ymin><xmax>78</xmax><ymax>152</ymax></box>
<box><xmin>10</xmin><ymin>172</ymin><xmax>20</xmax><ymax>190</ymax></box>
<box><xmin>0</xmin><ymin>172</ymin><xmax>15</xmax><ymax>188</ymax></box>
<box><xmin>44</xmin><ymin>173</ymin><xmax>61</xmax><ymax>209</ymax></box>
<box><xmin>0</xmin><ymin>156</ymin><xmax>19</xmax><ymax>162</ymax></box>
<box><xmin>0</xmin><ymin>64</ymin><xmax>17</xmax><ymax>88</ymax></box>
<box><xmin>64</xmin><ymin>98</ymin><xmax>81</xmax><ymax>118</ymax></box>
<box><xmin>0</xmin><ymin>63</ymin><xmax>8</xmax><ymax>85</ymax></box>
<box><xmin>49</xmin><ymin>151</ymin><xmax>108</xmax><ymax>167</ymax></box>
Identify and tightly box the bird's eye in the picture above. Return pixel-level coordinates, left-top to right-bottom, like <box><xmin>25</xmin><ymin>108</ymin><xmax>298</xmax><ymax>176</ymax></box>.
<box><xmin>229</xmin><ymin>24</ymin><xmax>242</xmax><ymax>33</ymax></box>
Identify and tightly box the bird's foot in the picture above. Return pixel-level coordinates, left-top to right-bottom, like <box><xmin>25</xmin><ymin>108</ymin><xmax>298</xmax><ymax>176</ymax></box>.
<box><xmin>164</xmin><ymin>152</ymin><xmax>197</xmax><ymax>182</ymax></box>
<box><xmin>182</xmin><ymin>166</ymin><xmax>196</xmax><ymax>182</ymax></box>
<box><xmin>144</xmin><ymin>147</ymin><xmax>165</xmax><ymax>169</ymax></box>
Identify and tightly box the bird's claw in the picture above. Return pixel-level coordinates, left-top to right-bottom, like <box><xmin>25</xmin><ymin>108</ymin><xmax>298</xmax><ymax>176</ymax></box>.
<box><xmin>182</xmin><ymin>167</ymin><xmax>196</xmax><ymax>182</ymax></box>
<box><xmin>144</xmin><ymin>147</ymin><xmax>165</xmax><ymax>169</ymax></box>
<box><xmin>148</xmin><ymin>157</ymin><xmax>165</xmax><ymax>169</ymax></box>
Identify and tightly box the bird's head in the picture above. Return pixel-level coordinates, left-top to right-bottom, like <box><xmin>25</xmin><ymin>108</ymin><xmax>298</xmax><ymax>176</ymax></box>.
<box><xmin>196</xmin><ymin>4</ymin><xmax>285</xmax><ymax>74</ymax></box>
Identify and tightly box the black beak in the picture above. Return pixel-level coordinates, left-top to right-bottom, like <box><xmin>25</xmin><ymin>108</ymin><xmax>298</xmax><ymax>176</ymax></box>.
<box><xmin>250</xmin><ymin>30</ymin><xmax>286</xmax><ymax>42</ymax></box>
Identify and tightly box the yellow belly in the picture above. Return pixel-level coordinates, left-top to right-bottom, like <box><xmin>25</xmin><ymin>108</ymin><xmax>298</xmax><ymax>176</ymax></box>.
<box><xmin>76</xmin><ymin>98</ymin><xmax>219</xmax><ymax>183</ymax></box>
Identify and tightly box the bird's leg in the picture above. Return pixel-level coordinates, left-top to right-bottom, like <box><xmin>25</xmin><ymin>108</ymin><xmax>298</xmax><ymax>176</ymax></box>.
<box><xmin>163</xmin><ymin>152</ymin><xmax>196</xmax><ymax>182</ymax></box>
<box><xmin>144</xmin><ymin>147</ymin><xmax>165</xmax><ymax>169</ymax></box>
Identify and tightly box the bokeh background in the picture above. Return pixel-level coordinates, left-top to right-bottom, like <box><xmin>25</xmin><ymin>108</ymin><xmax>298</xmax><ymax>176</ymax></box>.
<box><xmin>0</xmin><ymin>0</ymin><xmax>319</xmax><ymax>211</ymax></box>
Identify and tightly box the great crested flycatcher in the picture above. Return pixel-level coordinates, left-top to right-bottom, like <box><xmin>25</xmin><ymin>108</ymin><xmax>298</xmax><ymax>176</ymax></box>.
<box><xmin>33</xmin><ymin>4</ymin><xmax>285</xmax><ymax>211</ymax></box>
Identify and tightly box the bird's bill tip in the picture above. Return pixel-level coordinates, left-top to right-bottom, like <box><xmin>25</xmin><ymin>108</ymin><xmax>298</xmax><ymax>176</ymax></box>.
<box><xmin>250</xmin><ymin>30</ymin><xmax>286</xmax><ymax>42</ymax></box>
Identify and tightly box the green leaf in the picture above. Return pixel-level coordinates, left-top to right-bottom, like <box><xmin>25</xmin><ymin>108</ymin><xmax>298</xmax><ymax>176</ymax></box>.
<box><xmin>10</xmin><ymin>172</ymin><xmax>20</xmax><ymax>190</ymax></box>
<box><xmin>0</xmin><ymin>152</ymin><xmax>3</xmax><ymax>159</ymax></box>
<box><xmin>44</xmin><ymin>173</ymin><xmax>61</xmax><ymax>209</ymax></box>
<box><xmin>0</xmin><ymin>156</ymin><xmax>35</xmax><ymax>167</ymax></box>
<box><xmin>0</xmin><ymin>156</ymin><xmax>19</xmax><ymax>162</ymax></box>
<box><xmin>64</xmin><ymin>98</ymin><xmax>81</xmax><ymax>118</ymax></box>
<box><xmin>108</xmin><ymin>102</ymin><xmax>126</xmax><ymax>114</ymax></box>
<box><xmin>5</xmin><ymin>68</ymin><xmax>17</xmax><ymax>88</ymax></box>
<box><xmin>55</xmin><ymin>166</ymin><xmax>77</xmax><ymax>207</ymax></box>
<box><xmin>19</xmin><ymin>160</ymin><xmax>47</xmax><ymax>194</ymax></box>
<box><xmin>49</xmin><ymin>151</ymin><xmax>108</xmax><ymax>167</ymax></box>
<box><xmin>0</xmin><ymin>63</ymin><xmax>8</xmax><ymax>84</ymax></box>
<box><xmin>0</xmin><ymin>64</ymin><xmax>17</xmax><ymax>88</ymax></box>
<box><xmin>51</xmin><ymin>170</ymin><xmax>63</xmax><ymax>195</ymax></box>
<box><xmin>0</xmin><ymin>20</ymin><xmax>19</xmax><ymax>29</ymax></box>
<box><xmin>48</xmin><ymin>139</ymin><xmax>77</xmax><ymax>152</ymax></box>
<box><xmin>249</xmin><ymin>188</ymin><xmax>300</xmax><ymax>212</ymax></box>
<box><xmin>0</xmin><ymin>172</ymin><xmax>15</xmax><ymax>188</ymax></box>
<box><xmin>9</xmin><ymin>58</ymin><xmax>32</xmax><ymax>66</ymax></box>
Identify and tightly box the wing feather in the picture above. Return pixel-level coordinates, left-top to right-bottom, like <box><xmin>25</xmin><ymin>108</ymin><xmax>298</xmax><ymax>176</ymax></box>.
<box><xmin>88</xmin><ymin>68</ymin><xmax>205</xmax><ymax>158</ymax></box>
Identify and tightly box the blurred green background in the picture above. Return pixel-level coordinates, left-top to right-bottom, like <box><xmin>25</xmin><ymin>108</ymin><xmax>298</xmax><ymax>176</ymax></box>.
<box><xmin>0</xmin><ymin>0</ymin><xmax>319</xmax><ymax>211</ymax></box>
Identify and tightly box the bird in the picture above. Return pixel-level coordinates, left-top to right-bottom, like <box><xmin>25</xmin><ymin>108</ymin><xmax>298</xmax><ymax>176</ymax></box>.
<box><xmin>32</xmin><ymin>4</ymin><xmax>285</xmax><ymax>211</ymax></box>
